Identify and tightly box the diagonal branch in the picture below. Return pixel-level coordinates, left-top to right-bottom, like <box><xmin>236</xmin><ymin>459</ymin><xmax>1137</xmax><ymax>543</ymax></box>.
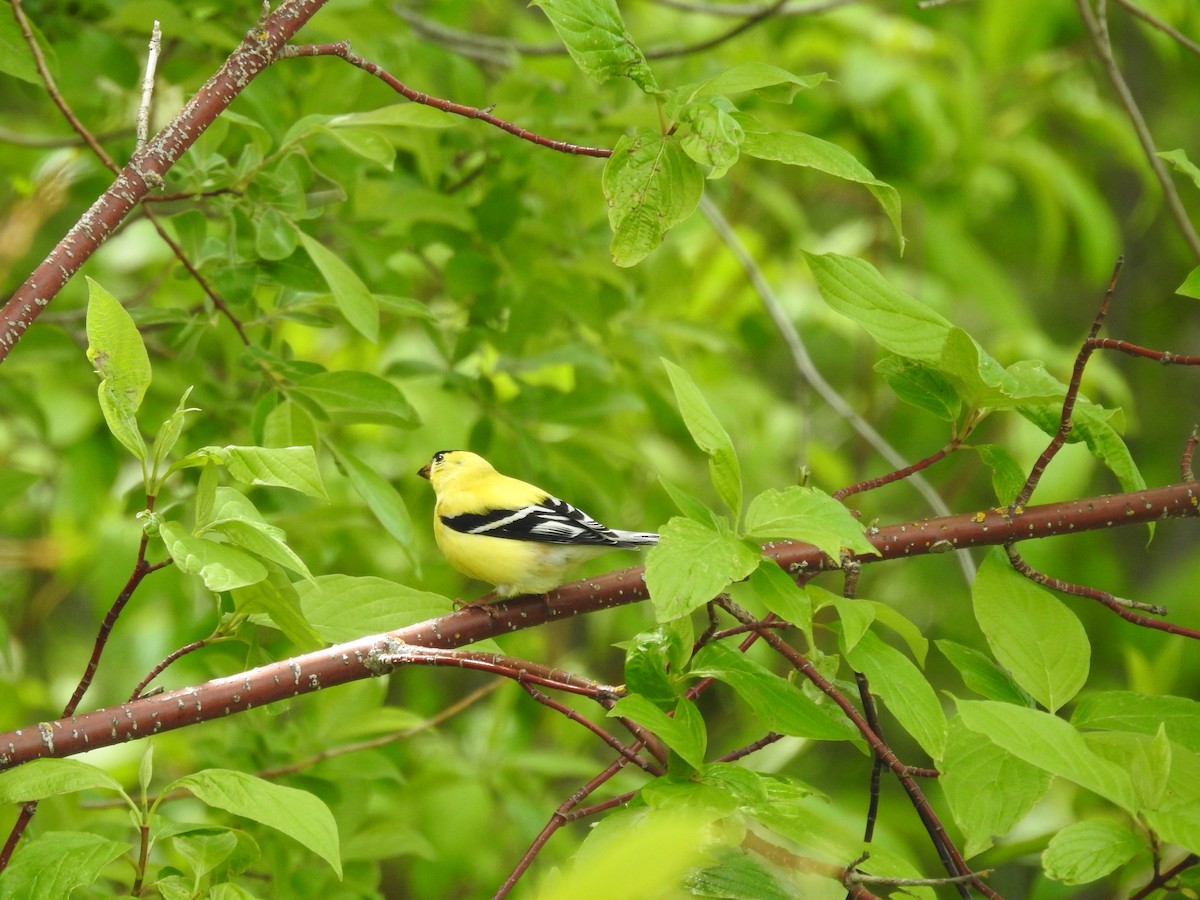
<box><xmin>1074</xmin><ymin>0</ymin><xmax>1200</xmax><ymax>259</ymax></box>
<box><xmin>0</xmin><ymin>0</ymin><xmax>330</xmax><ymax>362</ymax></box>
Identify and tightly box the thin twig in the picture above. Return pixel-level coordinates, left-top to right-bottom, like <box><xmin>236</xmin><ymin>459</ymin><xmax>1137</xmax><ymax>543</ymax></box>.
<box><xmin>278</xmin><ymin>42</ymin><xmax>612</xmax><ymax>157</ymax></box>
<box><xmin>833</xmin><ymin>440</ymin><xmax>962</xmax><ymax>501</ymax></box>
<box><xmin>1129</xmin><ymin>852</ymin><xmax>1200</xmax><ymax>899</ymax></box>
<box><xmin>1013</xmin><ymin>258</ymin><xmax>1123</xmax><ymax>508</ymax></box>
<box><xmin>136</xmin><ymin>21</ymin><xmax>162</xmax><ymax>151</ymax></box>
<box><xmin>1111</xmin><ymin>0</ymin><xmax>1200</xmax><ymax>57</ymax></box>
<box><xmin>1004</xmin><ymin>548</ymin><xmax>1200</xmax><ymax>642</ymax></box>
<box><xmin>699</xmin><ymin>196</ymin><xmax>977</xmax><ymax>585</ymax></box>
<box><xmin>1075</xmin><ymin>0</ymin><xmax>1200</xmax><ymax>259</ymax></box>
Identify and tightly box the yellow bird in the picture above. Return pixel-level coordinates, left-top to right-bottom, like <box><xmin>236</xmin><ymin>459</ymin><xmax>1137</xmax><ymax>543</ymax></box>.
<box><xmin>417</xmin><ymin>450</ymin><xmax>659</xmax><ymax>597</ymax></box>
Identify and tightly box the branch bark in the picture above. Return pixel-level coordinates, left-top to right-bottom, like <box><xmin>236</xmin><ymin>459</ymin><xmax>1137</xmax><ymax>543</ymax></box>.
<box><xmin>0</xmin><ymin>0</ymin><xmax>329</xmax><ymax>362</ymax></box>
<box><xmin>2</xmin><ymin>479</ymin><xmax>1196</xmax><ymax>770</ymax></box>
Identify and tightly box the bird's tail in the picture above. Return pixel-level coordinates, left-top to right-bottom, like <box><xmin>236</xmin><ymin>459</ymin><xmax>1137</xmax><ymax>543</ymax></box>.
<box><xmin>609</xmin><ymin>530</ymin><xmax>660</xmax><ymax>548</ymax></box>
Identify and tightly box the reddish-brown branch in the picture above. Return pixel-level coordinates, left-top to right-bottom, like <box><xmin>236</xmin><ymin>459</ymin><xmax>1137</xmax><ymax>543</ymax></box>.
<box><xmin>1014</xmin><ymin>259</ymin><xmax>1123</xmax><ymax>507</ymax></box>
<box><xmin>1084</xmin><ymin>338</ymin><xmax>1200</xmax><ymax>366</ymax></box>
<box><xmin>0</xmin><ymin>0</ymin><xmax>328</xmax><ymax>362</ymax></box>
<box><xmin>1129</xmin><ymin>852</ymin><xmax>1200</xmax><ymax>899</ymax></box>
<box><xmin>1</xmin><ymin>480</ymin><xmax>1198</xmax><ymax>772</ymax></box>
<box><xmin>1183</xmin><ymin>429</ymin><xmax>1198</xmax><ymax>482</ymax></box>
<box><xmin>715</xmin><ymin>598</ymin><xmax>993</xmax><ymax>898</ymax></box>
<box><xmin>834</xmin><ymin>441</ymin><xmax>961</xmax><ymax>501</ymax></box>
<box><xmin>129</xmin><ymin>639</ymin><xmax>210</xmax><ymax>701</ymax></box>
<box><xmin>277</xmin><ymin>42</ymin><xmax>613</xmax><ymax>158</ymax></box>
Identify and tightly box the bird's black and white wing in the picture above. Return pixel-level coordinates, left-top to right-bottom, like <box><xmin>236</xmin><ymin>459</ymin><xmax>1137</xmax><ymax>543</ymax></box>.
<box><xmin>441</xmin><ymin>495</ymin><xmax>659</xmax><ymax>548</ymax></box>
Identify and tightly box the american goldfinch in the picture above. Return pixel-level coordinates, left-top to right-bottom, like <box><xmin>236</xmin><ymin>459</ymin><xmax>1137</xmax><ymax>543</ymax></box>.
<box><xmin>417</xmin><ymin>450</ymin><xmax>659</xmax><ymax>597</ymax></box>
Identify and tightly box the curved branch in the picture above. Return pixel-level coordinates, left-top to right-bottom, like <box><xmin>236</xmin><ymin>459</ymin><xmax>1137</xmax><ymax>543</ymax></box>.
<box><xmin>1</xmin><ymin>479</ymin><xmax>1196</xmax><ymax>769</ymax></box>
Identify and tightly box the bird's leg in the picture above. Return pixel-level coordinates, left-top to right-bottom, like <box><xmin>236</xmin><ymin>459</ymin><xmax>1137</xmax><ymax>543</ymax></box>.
<box><xmin>453</xmin><ymin>592</ymin><xmax>501</xmax><ymax>617</ymax></box>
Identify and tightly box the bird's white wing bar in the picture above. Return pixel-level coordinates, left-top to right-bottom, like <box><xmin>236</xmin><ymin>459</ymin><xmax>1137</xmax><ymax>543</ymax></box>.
<box><xmin>442</xmin><ymin>496</ymin><xmax>653</xmax><ymax>547</ymax></box>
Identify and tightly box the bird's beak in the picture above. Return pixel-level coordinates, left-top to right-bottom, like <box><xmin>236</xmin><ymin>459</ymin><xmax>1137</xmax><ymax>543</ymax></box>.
<box><xmin>417</xmin><ymin>463</ymin><xmax>431</xmax><ymax>480</ymax></box>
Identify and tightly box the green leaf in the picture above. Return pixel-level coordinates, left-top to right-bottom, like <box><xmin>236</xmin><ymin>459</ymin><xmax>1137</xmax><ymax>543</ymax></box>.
<box><xmin>85</xmin><ymin>277</ymin><xmax>151</xmax><ymax>460</ymax></box>
<box><xmin>329</xmin><ymin>105</ymin><xmax>461</xmax><ymax>129</ymax></box>
<box><xmin>622</xmin><ymin>623</ymin><xmax>692</xmax><ymax>706</ymax></box>
<box><xmin>689</xmin><ymin>643</ymin><xmax>859</xmax><ymax>741</ymax></box>
<box><xmin>677</xmin><ymin>99</ymin><xmax>743</xmax><ymax>179</ymax></box>
<box><xmin>936</xmin><ymin>639</ymin><xmax>1030</xmax><ymax>705</ymax></box>
<box><xmin>682</xmin><ymin>63</ymin><xmax>825</xmax><ymax>102</ymax></box>
<box><xmin>160</xmin><ymin>521</ymin><xmax>269</xmax><ymax>592</ymax></box>
<box><xmin>297</xmin><ymin>575</ymin><xmax>453</xmax><ymax>643</ymax></box>
<box><xmin>1042</xmin><ymin>820</ymin><xmax>1143</xmax><ymax>885</ymax></box>
<box><xmin>293</xmin><ymin>370</ymin><xmax>420</xmax><ymax>430</ymax></box>
<box><xmin>842</xmin><ymin>629</ymin><xmax>946</xmax><ymax>760</ymax></box>
<box><xmin>604</xmin><ymin>131</ymin><xmax>704</xmax><ymax>267</ymax></box>
<box><xmin>956</xmin><ymin>700</ymin><xmax>1137</xmax><ymax>811</ymax></box>
<box><xmin>608</xmin><ymin>694</ymin><xmax>707</xmax><ymax>770</ymax></box>
<box><xmin>657</xmin><ymin>475</ymin><xmax>720</xmax><ymax>527</ymax></box>
<box><xmin>874</xmin><ymin>356</ymin><xmax>962</xmax><ymax>421</ymax></box>
<box><xmin>743</xmin><ymin>131</ymin><xmax>902</xmax><ymax>247</ymax></box>
<box><xmin>744</xmin><ymin>486</ymin><xmax>877</xmax><ymax>559</ymax></box>
<box><xmin>973</xmin><ymin>444</ymin><xmax>1026</xmax><ymax>505</ymax></box>
<box><xmin>531</xmin><ymin>0</ymin><xmax>658</xmax><ymax>92</ymax></box>
<box><xmin>1178</xmin><ymin>266</ymin><xmax>1200</xmax><ymax>300</ymax></box>
<box><xmin>170</xmin><ymin>770</ymin><xmax>341</xmax><ymax>876</ymax></box>
<box><xmin>0</xmin><ymin>13</ymin><xmax>41</xmax><ymax>83</ymax></box>
<box><xmin>644</xmin><ymin>517</ymin><xmax>760</xmax><ymax>622</ymax></box>
<box><xmin>0</xmin><ymin>832</ymin><xmax>131</xmax><ymax>900</ymax></box>
<box><xmin>1158</xmin><ymin>148</ymin><xmax>1200</xmax><ymax>191</ymax></box>
<box><xmin>263</xmin><ymin>399</ymin><xmax>319</xmax><ymax>449</ymax></box>
<box><xmin>203</xmin><ymin>487</ymin><xmax>312</xmax><ymax>581</ymax></box>
<box><xmin>150</xmin><ymin>386</ymin><xmax>198</xmax><ymax>484</ymax></box>
<box><xmin>330</xmin><ymin>443</ymin><xmax>419</xmax><ymax>572</ymax></box>
<box><xmin>297</xmin><ymin>231</ymin><xmax>379</xmax><ymax>341</ymax></box>
<box><xmin>747</xmin><ymin>562</ymin><xmax>813</xmax><ymax>646</ymax></box>
<box><xmin>173</xmin><ymin>829</ymin><xmax>240</xmax><ymax>882</ymax></box>
<box><xmin>828</xmin><ymin>593</ymin><xmax>874</xmax><ymax>653</ymax></box>
<box><xmin>221</xmin><ymin>445</ymin><xmax>327</xmax><ymax>499</ymax></box>
<box><xmin>0</xmin><ymin>759</ymin><xmax>125</xmax><ymax>804</ymax></box>
<box><xmin>941</xmin><ymin>721</ymin><xmax>1052</xmax><ymax>858</ymax></box>
<box><xmin>231</xmin><ymin>565</ymin><xmax>324</xmax><ymax>651</ymax></box>
<box><xmin>868</xmin><ymin>602</ymin><xmax>929</xmax><ymax>667</ymax></box>
<box><xmin>1072</xmin><ymin>691</ymin><xmax>1200</xmax><ymax>754</ymax></box>
<box><xmin>972</xmin><ymin>549</ymin><xmax>1090</xmax><ymax>713</ymax></box>
<box><xmin>662</xmin><ymin>359</ymin><xmax>742</xmax><ymax>518</ymax></box>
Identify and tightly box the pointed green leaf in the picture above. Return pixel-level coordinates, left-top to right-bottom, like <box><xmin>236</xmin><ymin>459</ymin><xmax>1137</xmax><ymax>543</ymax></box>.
<box><xmin>690</xmin><ymin>643</ymin><xmax>858</xmax><ymax>741</ymax></box>
<box><xmin>297</xmin><ymin>575</ymin><xmax>452</xmax><ymax>643</ymax></box>
<box><xmin>85</xmin><ymin>278</ymin><xmax>150</xmax><ymax>460</ymax></box>
<box><xmin>222</xmin><ymin>446</ymin><xmax>327</xmax><ymax>499</ymax></box>
<box><xmin>0</xmin><ymin>832</ymin><xmax>131</xmax><ymax>900</ymax></box>
<box><xmin>645</xmin><ymin>518</ymin><xmax>760</xmax><ymax>622</ymax></box>
<box><xmin>843</xmin><ymin>630</ymin><xmax>946</xmax><ymax>760</ymax></box>
<box><xmin>1072</xmin><ymin>691</ymin><xmax>1200</xmax><ymax>754</ymax></box>
<box><xmin>662</xmin><ymin>359</ymin><xmax>741</xmax><ymax>518</ymax></box>
<box><xmin>744</xmin><ymin>486</ymin><xmax>877</xmax><ymax>559</ymax></box>
<box><xmin>0</xmin><ymin>759</ymin><xmax>125</xmax><ymax>804</ymax></box>
<box><xmin>956</xmin><ymin>700</ymin><xmax>1136</xmax><ymax>811</ymax></box>
<box><xmin>330</xmin><ymin>443</ymin><xmax>418</xmax><ymax>572</ymax></box>
<box><xmin>297</xmin><ymin>231</ymin><xmax>379</xmax><ymax>341</ymax></box>
<box><xmin>936</xmin><ymin>639</ymin><xmax>1030</xmax><ymax>705</ymax></box>
<box><xmin>973</xmin><ymin>549</ymin><xmax>1089</xmax><ymax>713</ymax></box>
<box><xmin>171</xmin><ymin>770</ymin><xmax>341</xmax><ymax>876</ymax></box>
<box><xmin>293</xmin><ymin>370</ymin><xmax>420</xmax><ymax>430</ymax></box>
<box><xmin>1042</xmin><ymin>820</ymin><xmax>1144</xmax><ymax>885</ymax></box>
<box><xmin>742</xmin><ymin>131</ymin><xmax>902</xmax><ymax>246</ymax></box>
<box><xmin>941</xmin><ymin>721</ymin><xmax>1052</xmax><ymax>858</ymax></box>
<box><xmin>604</xmin><ymin>131</ymin><xmax>704</xmax><ymax>267</ymax></box>
<box><xmin>232</xmin><ymin>566</ymin><xmax>323</xmax><ymax>650</ymax></box>
<box><xmin>608</xmin><ymin>694</ymin><xmax>707</xmax><ymax>770</ymax></box>
<box><xmin>874</xmin><ymin>356</ymin><xmax>962</xmax><ymax>421</ymax></box>
<box><xmin>160</xmin><ymin>521</ymin><xmax>268</xmax><ymax>592</ymax></box>
<box><xmin>1178</xmin><ymin>266</ymin><xmax>1200</xmax><ymax>300</ymax></box>
<box><xmin>531</xmin><ymin>0</ymin><xmax>658</xmax><ymax>92</ymax></box>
